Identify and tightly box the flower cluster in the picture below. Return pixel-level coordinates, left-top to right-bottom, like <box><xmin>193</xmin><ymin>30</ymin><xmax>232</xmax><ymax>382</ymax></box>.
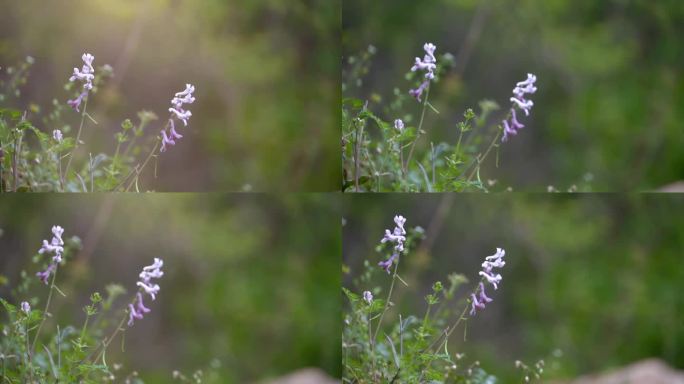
<box><xmin>502</xmin><ymin>74</ymin><xmax>537</xmax><ymax>142</ymax></box>
<box><xmin>470</xmin><ymin>247</ymin><xmax>506</xmax><ymax>316</ymax></box>
<box><xmin>36</xmin><ymin>226</ymin><xmax>65</xmax><ymax>284</ymax></box>
<box><xmin>128</xmin><ymin>258</ymin><xmax>164</xmax><ymax>326</ymax></box>
<box><xmin>67</xmin><ymin>53</ymin><xmax>95</xmax><ymax>112</ymax></box>
<box><xmin>378</xmin><ymin>215</ymin><xmax>407</xmax><ymax>273</ymax></box>
<box><xmin>162</xmin><ymin>84</ymin><xmax>196</xmax><ymax>152</ymax></box>
<box><xmin>409</xmin><ymin>43</ymin><xmax>437</xmax><ymax>102</ymax></box>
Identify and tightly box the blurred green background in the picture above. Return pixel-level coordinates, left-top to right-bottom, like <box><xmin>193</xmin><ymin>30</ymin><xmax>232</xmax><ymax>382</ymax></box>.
<box><xmin>343</xmin><ymin>194</ymin><xmax>684</xmax><ymax>380</ymax></box>
<box><xmin>0</xmin><ymin>194</ymin><xmax>341</xmax><ymax>382</ymax></box>
<box><xmin>0</xmin><ymin>0</ymin><xmax>340</xmax><ymax>191</ymax></box>
<box><xmin>343</xmin><ymin>0</ymin><xmax>684</xmax><ymax>191</ymax></box>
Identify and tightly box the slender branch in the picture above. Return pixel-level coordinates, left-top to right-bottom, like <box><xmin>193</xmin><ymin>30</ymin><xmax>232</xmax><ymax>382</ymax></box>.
<box><xmin>124</xmin><ymin>139</ymin><xmax>160</xmax><ymax>192</ymax></box>
<box><xmin>403</xmin><ymin>84</ymin><xmax>431</xmax><ymax>177</ymax></box>
<box><xmin>465</xmin><ymin>131</ymin><xmax>500</xmax><ymax>184</ymax></box>
<box><xmin>372</xmin><ymin>261</ymin><xmax>400</xmax><ymax>344</ymax></box>
<box><xmin>63</xmin><ymin>97</ymin><xmax>89</xmax><ymax>186</ymax></box>
<box><xmin>31</xmin><ymin>267</ymin><xmax>58</xmax><ymax>353</ymax></box>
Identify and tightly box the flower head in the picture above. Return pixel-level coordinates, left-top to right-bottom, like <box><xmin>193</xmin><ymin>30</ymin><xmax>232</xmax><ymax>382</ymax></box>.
<box><xmin>36</xmin><ymin>225</ymin><xmax>66</xmax><ymax>284</ymax></box>
<box><xmin>470</xmin><ymin>248</ymin><xmax>506</xmax><ymax>316</ymax></box>
<box><xmin>161</xmin><ymin>84</ymin><xmax>196</xmax><ymax>152</ymax></box>
<box><xmin>67</xmin><ymin>53</ymin><xmax>95</xmax><ymax>111</ymax></box>
<box><xmin>128</xmin><ymin>258</ymin><xmax>164</xmax><ymax>326</ymax></box>
<box><xmin>21</xmin><ymin>301</ymin><xmax>31</xmax><ymax>315</ymax></box>
<box><xmin>378</xmin><ymin>215</ymin><xmax>407</xmax><ymax>273</ymax></box>
<box><xmin>409</xmin><ymin>43</ymin><xmax>437</xmax><ymax>101</ymax></box>
<box><xmin>502</xmin><ymin>74</ymin><xmax>537</xmax><ymax>142</ymax></box>
<box><xmin>69</xmin><ymin>53</ymin><xmax>95</xmax><ymax>90</ymax></box>
<box><xmin>363</xmin><ymin>291</ymin><xmax>373</xmax><ymax>305</ymax></box>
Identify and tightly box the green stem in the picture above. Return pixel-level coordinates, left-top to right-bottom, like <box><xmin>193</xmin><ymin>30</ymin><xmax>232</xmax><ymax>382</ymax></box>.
<box><xmin>124</xmin><ymin>139</ymin><xmax>160</xmax><ymax>192</ymax></box>
<box><xmin>63</xmin><ymin>96</ymin><xmax>89</xmax><ymax>186</ymax></box>
<box><xmin>31</xmin><ymin>266</ymin><xmax>58</xmax><ymax>353</ymax></box>
<box><xmin>80</xmin><ymin>314</ymin><xmax>91</xmax><ymax>342</ymax></box>
<box><xmin>372</xmin><ymin>260</ymin><xmax>400</xmax><ymax>344</ymax></box>
<box><xmin>465</xmin><ymin>131</ymin><xmax>501</xmax><ymax>184</ymax></box>
<box><xmin>403</xmin><ymin>84</ymin><xmax>431</xmax><ymax>178</ymax></box>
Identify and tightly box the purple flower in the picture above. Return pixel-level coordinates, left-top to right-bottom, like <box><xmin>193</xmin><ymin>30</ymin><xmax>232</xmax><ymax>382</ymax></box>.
<box><xmin>378</xmin><ymin>253</ymin><xmax>398</xmax><ymax>274</ymax></box>
<box><xmin>21</xmin><ymin>301</ymin><xmax>31</xmax><ymax>315</ymax></box>
<box><xmin>67</xmin><ymin>53</ymin><xmax>95</xmax><ymax>111</ymax></box>
<box><xmin>378</xmin><ymin>215</ymin><xmax>407</xmax><ymax>272</ymax></box>
<box><xmin>469</xmin><ymin>293</ymin><xmax>485</xmax><ymax>316</ymax></box>
<box><xmin>129</xmin><ymin>258</ymin><xmax>164</xmax><ymax>326</ymax></box>
<box><xmin>409</xmin><ymin>43</ymin><xmax>437</xmax><ymax>101</ymax></box>
<box><xmin>410</xmin><ymin>43</ymin><xmax>437</xmax><ymax>79</ymax></box>
<box><xmin>409</xmin><ymin>80</ymin><xmax>430</xmax><ymax>102</ymax></box>
<box><xmin>161</xmin><ymin>84</ymin><xmax>196</xmax><ymax>152</ymax></box>
<box><xmin>53</xmin><ymin>129</ymin><xmax>64</xmax><ymax>143</ymax></box>
<box><xmin>363</xmin><ymin>291</ymin><xmax>373</xmax><ymax>305</ymax></box>
<box><xmin>380</xmin><ymin>215</ymin><xmax>407</xmax><ymax>252</ymax></box>
<box><xmin>394</xmin><ymin>119</ymin><xmax>405</xmax><ymax>132</ymax></box>
<box><xmin>127</xmin><ymin>303</ymin><xmax>144</xmax><ymax>326</ymax></box>
<box><xmin>36</xmin><ymin>225</ymin><xmax>66</xmax><ymax>284</ymax></box>
<box><xmin>67</xmin><ymin>91</ymin><xmax>88</xmax><ymax>112</ymax></box>
<box><xmin>478</xmin><ymin>282</ymin><xmax>493</xmax><ymax>303</ymax></box>
<box><xmin>69</xmin><ymin>53</ymin><xmax>95</xmax><ymax>90</ymax></box>
<box><xmin>470</xmin><ymin>248</ymin><xmax>506</xmax><ymax>316</ymax></box>
<box><xmin>502</xmin><ymin>74</ymin><xmax>537</xmax><ymax>142</ymax></box>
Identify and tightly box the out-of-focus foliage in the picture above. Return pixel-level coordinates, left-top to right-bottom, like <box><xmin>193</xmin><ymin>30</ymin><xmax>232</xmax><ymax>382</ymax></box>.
<box><xmin>0</xmin><ymin>194</ymin><xmax>341</xmax><ymax>382</ymax></box>
<box><xmin>343</xmin><ymin>0</ymin><xmax>684</xmax><ymax>191</ymax></box>
<box><xmin>0</xmin><ymin>0</ymin><xmax>340</xmax><ymax>191</ymax></box>
<box><xmin>342</xmin><ymin>194</ymin><xmax>684</xmax><ymax>381</ymax></box>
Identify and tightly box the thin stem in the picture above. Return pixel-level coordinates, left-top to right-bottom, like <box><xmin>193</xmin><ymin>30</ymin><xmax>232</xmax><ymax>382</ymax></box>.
<box><xmin>465</xmin><ymin>131</ymin><xmax>500</xmax><ymax>184</ymax></box>
<box><xmin>92</xmin><ymin>309</ymin><xmax>128</xmax><ymax>365</ymax></box>
<box><xmin>403</xmin><ymin>84</ymin><xmax>431</xmax><ymax>176</ymax></box>
<box><xmin>11</xmin><ymin>128</ymin><xmax>22</xmax><ymax>192</ymax></box>
<box><xmin>354</xmin><ymin>120</ymin><xmax>364</xmax><ymax>192</ymax></box>
<box><xmin>63</xmin><ymin>96</ymin><xmax>89</xmax><ymax>186</ymax></box>
<box><xmin>80</xmin><ymin>314</ymin><xmax>91</xmax><ymax>342</ymax></box>
<box><xmin>367</xmin><ymin>311</ymin><xmax>374</xmax><ymax>376</ymax></box>
<box><xmin>31</xmin><ymin>267</ymin><xmax>58</xmax><ymax>353</ymax></box>
<box><xmin>372</xmin><ymin>260</ymin><xmax>400</xmax><ymax>344</ymax></box>
<box><xmin>124</xmin><ymin>139</ymin><xmax>159</xmax><ymax>192</ymax></box>
<box><xmin>25</xmin><ymin>317</ymin><xmax>33</xmax><ymax>383</ymax></box>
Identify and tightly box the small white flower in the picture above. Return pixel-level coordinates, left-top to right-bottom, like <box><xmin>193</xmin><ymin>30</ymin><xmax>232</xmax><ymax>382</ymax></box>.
<box><xmin>363</xmin><ymin>291</ymin><xmax>373</xmax><ymax>305</ymax></box>
<box><xmin>394</xmin><ymin>119</ymin><xmax>404</xmax><ymax>132</ymax></box>
<box><xmin>21</xmin><ymin>301</ymin><xmax>30</xmax><ymax>314</ymax></box>
<box><xmin>52</xmin><ymin>130</ymin><xmax>63</xmax><ymax>143</ymax></box>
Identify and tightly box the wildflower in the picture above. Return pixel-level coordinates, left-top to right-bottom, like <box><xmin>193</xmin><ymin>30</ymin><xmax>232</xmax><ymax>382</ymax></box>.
<box><xmin>363</xmin><ymin>291</ymin><xmax>373</xmax><ymax>305</ymax></box>
<box><xmin>52</xmin><ymin>129</ymin><xmax>63</xmax><ymax>143</ymax></box>
<box><xmin>380</xmin><ymin>215</ymin><xmax>407</xmax><ymax>252</ymax></box>
<box><xmin>161</xmin><ymin>84</ymin><xmax>196</xmax><ymax>152</ymax></box>
<box><xmin>67</xmin><ymin>53</ymin><xmax>95</xmax><ymax>112</ymax></box>
<box><xmin>394</xmin><ymin>119</ymin><xmax>405</xmax><ymax>132</ymax></box>
<box><xmin>379</xmin><ymin>215</ymin><xmax>407</xmax><ymax>273</ymax></box>
<box><xmin>21</xmin><ymin>301</ymin><xmax>30</xmax><ymax>315</ymax></box>
<box><xmin>470</xmin><ymin>248</ymin><xmax>505</xmax><ymax>315</ymax></box>
<box><xmin>502</xmin><ymin>74</ymin><xmax>537</xmax><ymax>142</ymax></box>
<box><xmin>409</xmin><ymin>43</ymin><xmax>437</xmax><ymax>101</ymax></box>
<box><xmin>36</xmin><ymin>225</ymin><xmax>66</xmax><ymax>284</ymax></box>
<box><xmin>128</xmin><ymin>258</ymin><xmax>164</xmax><ymax>326</ymax></box>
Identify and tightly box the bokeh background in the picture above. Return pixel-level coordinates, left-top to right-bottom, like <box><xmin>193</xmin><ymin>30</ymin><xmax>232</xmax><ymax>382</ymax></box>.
<box><xmin>343</xmin><ymin>0</ymin><xmax>684</xmax><ymax>191</ymax></box>
<box><xmin>343</xmin><ymin>194</ymin><xmax>684</xmax><ymax>380</ymax></box>
<box><xmin>0</xmin><ymin>194</ymin><xmax>341</xmax><ymax>382</ymax></box>
<box><xmin>0</xmin><ymin>0</ymin><xmax>340</xmax><ymax>191</ymax></box>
